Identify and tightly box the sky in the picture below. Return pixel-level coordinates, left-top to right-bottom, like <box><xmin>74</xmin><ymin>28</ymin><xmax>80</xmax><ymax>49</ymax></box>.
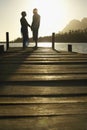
<box><xmin>0</xmin><ymin>0</ymin><xmax>87</xmax><ymax>41</ymax></box>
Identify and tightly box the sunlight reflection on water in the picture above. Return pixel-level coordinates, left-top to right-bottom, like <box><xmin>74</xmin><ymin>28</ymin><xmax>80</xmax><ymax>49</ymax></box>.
<box><xmin>55</xmin><ymin>42</ymin><xmax>87</xmax><ymax>54</ymax></box>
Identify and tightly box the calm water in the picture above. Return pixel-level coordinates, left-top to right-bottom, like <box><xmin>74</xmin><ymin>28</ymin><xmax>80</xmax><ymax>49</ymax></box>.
<box><xmin>0</xmin><ymin>42</ymin><xmax>87</xmax><ymax>54</ymax></box>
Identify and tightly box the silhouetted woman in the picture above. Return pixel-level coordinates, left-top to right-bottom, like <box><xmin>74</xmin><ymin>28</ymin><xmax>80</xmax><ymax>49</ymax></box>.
<box><xmin>20</xmin><ymin>11</ymin><xmax>31</xmax><ymax>48</ymax></box>
<box><xmin>31</xmin><ymin>8</ymin><xmax>40</xmax><ymax>47</ymax></box>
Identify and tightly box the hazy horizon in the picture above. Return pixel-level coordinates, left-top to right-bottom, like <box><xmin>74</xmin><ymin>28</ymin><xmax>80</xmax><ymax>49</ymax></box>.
<box><xmin>0</xmin><ymin>0</ymin><xmax>87</xmax><ymax>41</ymax></box>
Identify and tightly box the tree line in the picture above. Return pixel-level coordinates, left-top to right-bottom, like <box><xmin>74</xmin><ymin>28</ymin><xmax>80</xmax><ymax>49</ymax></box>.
<box><xmin>55</xmin><ymin>29</ymin><xmax>87</xmax><ymax>42</ymax></box>
<box><xmin>14</xmin><ymin>29</ymin><xmax>87</xmax><ymax>43</ymax></box>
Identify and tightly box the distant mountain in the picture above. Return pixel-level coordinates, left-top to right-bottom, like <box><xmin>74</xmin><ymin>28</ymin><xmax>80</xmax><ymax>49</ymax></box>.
<box><xmin>62</xmin><ymin>17</ymin><xmax>87</xmax><ymax>33</ymax></box>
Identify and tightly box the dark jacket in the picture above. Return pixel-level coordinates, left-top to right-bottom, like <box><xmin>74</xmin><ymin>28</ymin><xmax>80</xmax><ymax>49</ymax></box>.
<box><xmin>20</xmin><ymin>17</ymin><xmax>30</xmax><ymax>34</ymax></box>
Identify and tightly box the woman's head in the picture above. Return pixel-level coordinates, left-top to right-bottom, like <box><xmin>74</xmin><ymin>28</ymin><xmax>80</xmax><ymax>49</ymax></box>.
<box><xmin>21</xmin><ymin>11</ymin><xmax>26</xmax><ymax>17</ymax></box>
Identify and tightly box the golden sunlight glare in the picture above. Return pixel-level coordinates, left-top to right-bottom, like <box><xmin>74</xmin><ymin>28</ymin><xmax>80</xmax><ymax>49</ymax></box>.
<box><xmin>30</xmin><ymin>0</ymin><xmax>68</xmax><ymax>35</ymax></box>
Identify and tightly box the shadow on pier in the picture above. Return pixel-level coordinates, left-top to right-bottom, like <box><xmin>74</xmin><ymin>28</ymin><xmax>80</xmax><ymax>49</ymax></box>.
<box><xmin>0</xmin><ymin>46</ymin><xmax>87</xmax><ymax>130</ymax></box>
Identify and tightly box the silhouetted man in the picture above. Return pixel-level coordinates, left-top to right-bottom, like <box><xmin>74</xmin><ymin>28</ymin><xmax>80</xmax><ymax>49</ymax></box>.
<box><xmin>20</xmin><ymin>11</ymin><xmax>31</xmax><ymax>48</ymax></box>
<box><xmin>31</xmin><ymin>8</ymin><xmax>40</xmax><ymax>47</ymax></box>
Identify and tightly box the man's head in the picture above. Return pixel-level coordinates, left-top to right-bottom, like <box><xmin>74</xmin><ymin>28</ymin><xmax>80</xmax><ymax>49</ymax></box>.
<box><xmin>33</xmin><ymin>8</ymin><xmax>38</xmax><ymax>14</ymax></box>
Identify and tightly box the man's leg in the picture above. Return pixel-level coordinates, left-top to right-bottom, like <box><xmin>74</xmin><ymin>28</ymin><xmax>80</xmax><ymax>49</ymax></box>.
<box><xmin>33</xmin><ymin>30</ymin><xmax>38</xmax><ymax>47</ymax></box>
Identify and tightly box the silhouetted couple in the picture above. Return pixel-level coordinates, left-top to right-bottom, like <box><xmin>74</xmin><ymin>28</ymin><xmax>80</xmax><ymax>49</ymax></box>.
<box><xmin>20</xmin><ymin>8</ymin><xmax>40</xmax><ymax>49</ymax></box>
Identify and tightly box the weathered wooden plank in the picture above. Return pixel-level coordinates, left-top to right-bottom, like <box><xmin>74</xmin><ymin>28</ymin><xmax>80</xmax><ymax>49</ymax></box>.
<box><xmin>1</xmin><ymin>60</ymin><xmax>87</xmax><ymax>64</ymax></box>
<box><xmin>0</xmin><ymin>86</ymin><xmax>86</xmax><ymax>96</ymax></box>
<box><xmin>1</xmin><ymin>68</ymin><xmax>87</xmax><ymax>74</ymax></box>
<box><xmin>0</xmin><ymin>64</ymin><xmax>87</xmax><ymax>75</ymax></box>
<box><xmin>0</xmin><ymin>64</ymin><xmax>87</xmax><ymax>68</ymax></box>
<box><xmin>0</xmin><ymin>74</ymin><xmax>87</xmax><ymax>81</ymax></box>
<box><xmin>1</xmin><ymin>54</ymin><xmax>87</xmax><ymax>59</ymax></box>
<box><xmin>0</xmin><ymin>103</ymin><xmax>87</xmax><ymax>116</ymax></box>
<box><xmin>0</xmin><ymin>96</ymin><xmax>87</xmax><ymax>104</ymax></box>
<box><xmin>1</xmin><ymin>57</ymin><xmax>87</xmax><ymax>61</ymax></box>
<box><xmin>0</xmin><ymin>115</ymin><xmax>86</xmax><ymax>130</ymax></box>
<box><xmin>0</xmin><ymin>51</ymin><xmax>87</xmax><ymax>58</ymax></box>
<box><xmin>1</xmin><ymin>53</ymin><xmax>87</xmax><ymax>58</ymax></box>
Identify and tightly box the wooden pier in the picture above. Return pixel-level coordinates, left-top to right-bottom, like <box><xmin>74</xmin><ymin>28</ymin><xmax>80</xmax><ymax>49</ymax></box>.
<box><xmin>0</xmin><ymin>47</ymin><xmax>87</xmax><ymax>130</ymax></box>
